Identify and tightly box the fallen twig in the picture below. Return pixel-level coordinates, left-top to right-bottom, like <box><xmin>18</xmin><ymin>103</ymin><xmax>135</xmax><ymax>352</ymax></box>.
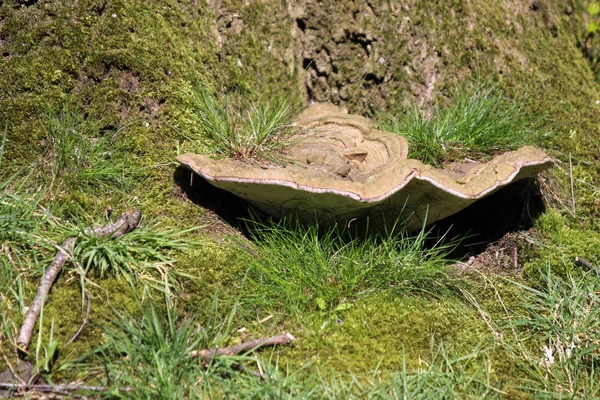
<box><xmin>16</xmin><ymin>212</ymin><xmax>142</xmax><ymax>352</ymax></box>
<box><xmin>190</xmin><ymin>333</ymin><xmax>295</xmax><ymax>363</ymax></box>
<box><xmin>84</xmin><ymin>211</ymin><xmax>142</xmax><ymax>239</ymax></box>
<box><xmin>16</xmin><ymin>236</ymin><xmax>76</xmax><ymax>352</ymax></box>
<box><xmin>65</xmin><ymin>290</ymin><xmax>91</xmax><ymax>346</ymax></box>
<box><xmin>0</xmin><ymin>382</ymin><xmax>133</xmax><ymax>393</ymax></box>
<box><xmin>1</xmin><ymin>356</ymin><xmax>26</xmax><ymax>386</ymax></box>
<box><xmin>575</xmin><ymin>256</ymin><xmax>600</xmax><ymax>276</ymax></box>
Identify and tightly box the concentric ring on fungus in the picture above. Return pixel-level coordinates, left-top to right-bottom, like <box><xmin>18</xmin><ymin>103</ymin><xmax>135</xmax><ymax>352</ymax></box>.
<box><xmin>177</xmin><ymin>103</ymin><xmax>554</xmax><ymax>230</ymax></box>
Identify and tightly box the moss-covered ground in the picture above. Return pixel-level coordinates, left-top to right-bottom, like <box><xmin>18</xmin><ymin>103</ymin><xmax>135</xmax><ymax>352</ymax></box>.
<box><xmin>2</xmin><ymin>0</ymin><xmax>600</xmax><ymax>397</ymax></box>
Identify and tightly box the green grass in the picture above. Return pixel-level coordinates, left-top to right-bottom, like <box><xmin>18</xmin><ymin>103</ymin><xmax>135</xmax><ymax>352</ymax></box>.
<box><xmin>42</xmin><ymin>106</ymin><xmax>131</xmax><ymax>191</ymax></box>
<box><xmin>0</xmin><ymin>174</ymin><xmax>47</xmax><ymax>260</ymax></box>
<box><xmin>184</xmin><ymin>83</ymin><xmax>301</xmax><ymax>160</ymax></box>
<box><xmin>206</xmin><ymin>345</ymin><xmax>502</xmax><ymax>399</ymax></box>
<box><xmin>379</xmin><ymin>84</ymin><xmax>538</xmax><ymax>166</ymax></box>
<box><xmin>0</xmin><ymin>88</ymin><xmax>594</xmax><ymax>400</ymax></box>
<box><xmin>503</xmin><ymin>269</ymin><xmax>600</xmax><ymax>398</ymax></box>
<box><xmin>0</xmin><ymin>169</ymin><xmax>202</xmax><ymax>383</ymax></box>
<box><xmin>64</xmin><ymin>219</ymin><xmax>198</xmax><ymax>292</ymax></box>
<box><xmin>91</xmin><ymin>291</ymin><xmax>502</xmax><ymax>399</ymax></box>
<box><xmin>97</xmin><ymin>297</ymin><xmax>208</xmax><ymax>399</ymax></box>
<box><xmin>3</xmin><ymin>147</ymin><xmax>600</xmax><ymax>398</ymax></box>
<box><xmin>457</xmin><ymin>268</ymin><xmax>600</xmax><ymax>398</ymax></box>
<box><xmin>3</xmin><ymin>1</ymin><xmax>600</xmax><ymax>397</ymax></box>
<box><xmin>244</xmin><ymin>218</ymin><xmax>458</xmax><ymax>317</ymax></box>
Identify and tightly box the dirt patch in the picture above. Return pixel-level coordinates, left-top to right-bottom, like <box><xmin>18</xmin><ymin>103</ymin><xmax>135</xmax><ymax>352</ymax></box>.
<box><xmin>454</xmin><ymin>232</ymin><xmax>526</xmax><ymax>276</ymax></box>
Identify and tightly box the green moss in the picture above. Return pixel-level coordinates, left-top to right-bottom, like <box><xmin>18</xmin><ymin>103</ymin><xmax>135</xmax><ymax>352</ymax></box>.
<box><xmin>2</xmin><ymin>0</ymin><xmax>600</xmax><ymax>393</ymax></box>
<box><xmin>522</xmin><ymin>211</ymin><xmax>600</xmax><ymax>282</ymax></box>
<box><xmin>40</xmin><ymin>276</ymin><xmax>140</xmax><ymax>357</ymax></box>
<box><xmin>177</xmin><ymin>241</ymin><xmax>252</xmax><ymax>317</ymax></box>
<box><xmin>279</xmin><ymin>293</ymin><xmax>487</xmax><ymax>371</ymax></box>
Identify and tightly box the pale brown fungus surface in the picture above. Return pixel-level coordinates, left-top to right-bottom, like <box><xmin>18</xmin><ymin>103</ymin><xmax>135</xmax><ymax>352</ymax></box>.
<box><xmin>177</xmin><ymin>104</ymin><xmax>553</xmax><ymax>230</ymax></box>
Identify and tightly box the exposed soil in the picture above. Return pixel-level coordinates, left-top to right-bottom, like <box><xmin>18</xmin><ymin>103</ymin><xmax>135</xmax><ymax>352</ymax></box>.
<box><xmin>428</xmin><ymin>177</ymin><xmax>545</xmax><ymax>273</ymax></box>
<box><xmin>454</xmin><ymin>232</ymin><xmax>526</xmax><ymax>276</ymax></box>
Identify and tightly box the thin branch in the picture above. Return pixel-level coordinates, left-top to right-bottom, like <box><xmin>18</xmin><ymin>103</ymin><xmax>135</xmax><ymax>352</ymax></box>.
<box><xmin>16</xmin><ymin>212</ymin><xmax>142</xmax><ymax>352</ymax></box>
<box><xmin>1</xmin><ymin>356</ymin><xmax>26</xmax><ymax>386</ymax></box>
<box><xmin>84</xmin><ymin>212</ymin><xmax>130</xmax><ymax>237</ymax></box>
<box><xmin>190</xmin><ymin>333</ymin><xmax>295</xmax><ymax>362</ymax></box>
<box><xmin>575</xmin><ymin>256</ymin><xmax>600</xmax><ymax>276</ymax></box>
<box><xmin>16</xmin><ymin>237</ymin><xmax>76</xmax><ymax>351</ymax></box>
<box><xmin>66</xmin><ymin>290</ymin><xmax>91</xmax><ymax>346</ymax></box>
<box><xmin>0</xmin><ymin>382</ymin><xmax>133</xmax><ymax>392</ymax></box>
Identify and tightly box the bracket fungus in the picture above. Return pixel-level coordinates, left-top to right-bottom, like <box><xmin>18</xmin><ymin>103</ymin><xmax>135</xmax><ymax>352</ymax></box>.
<box><xmin>177</xmin><ymin>103</ymin><xmax>553</xmax><ymax>230</ymax></box>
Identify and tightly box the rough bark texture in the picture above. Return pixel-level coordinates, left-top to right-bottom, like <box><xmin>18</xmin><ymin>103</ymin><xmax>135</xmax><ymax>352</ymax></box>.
<box><xmin>1</xmin><ymin>1</ymin><xmax>599</xmax><ymax>157</ymax></box>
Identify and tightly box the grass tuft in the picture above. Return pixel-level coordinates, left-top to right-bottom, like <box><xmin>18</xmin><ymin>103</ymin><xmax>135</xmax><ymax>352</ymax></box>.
<box><xmin>96</xmin><ymin>293</ymin><xmax>246</xmax><ymax>399</ymax></box>
<box><xmin>55</xmin><ymin>217</ymin><xmax>200</xmax><ymax>292</ymax></box>
<box><xmin>42</xmin><ymin>106</ymin><xmax>131</xmax><ymax>193</ymax></box>
<box><xmin>379</xmin><ymin>84</ymin><xmax>537</xmax><ymax>166</ymax></box>
<box><xmin>505</xmin><ymin>269</ymin><xmax>600</xmax><ymax>398</ymax></box>
<box><xmin>185</xmin><ymin>83</ymin><xmax>300</xmax><ymax>160</ymax></box>
<box><xmin>99</xmin><ymin>303</ymin><xmax>204</xmax><ymax>398</ymax></box>
<box><xmin>244</xmin><ymin>218</ymin><xmax>458</xmax><ymax>316</ymax></box>
<box><xmin>93</xmin><ymin>290</ymin><xmax>501</xmax><ymax>399</ymax></box>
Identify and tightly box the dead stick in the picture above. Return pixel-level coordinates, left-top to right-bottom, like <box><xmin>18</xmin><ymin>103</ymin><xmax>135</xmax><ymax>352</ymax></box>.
<box><xmin>575</xmin><ymin>256</ymin><xmax>600</xmax><ymax>276</ymax></box>
<box><xmin>0</xmin><ymin>382</ymin><xmax>133</xmax><ymax>392</ymax></box>
<box><xmin>16</xmin><ymin>212</ymin><xmax>142</xmax><ymax>351</ymax></box>
<box><xmin>190</xmin><ymin>333</ymin><xmax>295</xmax><ymax>362</ymax></box>
<box><xmin>16</xmin><ymin>236</ymin><xmax>76</xmax><ymax>351</ymax></box>
<box><xmin>1</xmin><ymin>355</ymin><xmax>26</xmax><ymax>385</ymax></box>
<box><xmin>65</xmin><ymin>290</ymin><xmax>91</xmax><ymax>346</ymax></box>
<box><xmin>84</xmin><ymin>212</ymin><xmax>130</xmax><ymax>236</ymax></box>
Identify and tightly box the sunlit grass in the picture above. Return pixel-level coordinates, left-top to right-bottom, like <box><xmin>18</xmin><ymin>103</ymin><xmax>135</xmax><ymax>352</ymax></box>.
<box><xmin>1</xmin><ymin>89</ymin><xmax>592</xmax><ymax>399</ymax></box>
<box><xmin>504</xmin><ymin>269</ymin><xmax>600</xmax><ymax>398</ymax></box>
<box><xmin>244</xmin><ymin>218</ymin><xmax>459</xmax><ymax>316</ymax></box>
<box><xmin>42</xmin><ymin>105</ymin><xmax>131</xmax><ymax>193</ymax></box>
<box><xmin>96</xmin><ymin>293</ymin><xmax>243</xmax><ymax>399</ymax></box>
<box><xmin>379</xmin><ymin>84</ymin><xmax>537</xmax><ymax>166</ymax></box>
<box><xmin>61</xmin><ymin>218</ymin><xmax>199</xmax><ymax>292</ymax></box>
<box><xmin>91</xmin><ymin>290</ymin><xmax>501</xmax><ymax>399</ymax></box>
<box><xmin>186</xmin><ymin>84</ymin><xmax>301</xmax><ymax>160</ymax></box>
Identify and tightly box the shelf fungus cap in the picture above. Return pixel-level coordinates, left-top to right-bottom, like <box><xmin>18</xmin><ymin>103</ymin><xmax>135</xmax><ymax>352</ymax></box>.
<box><xmin>177</xmin><ymin>103</ymin><xmax>554</xmax><ymax>230</ymax></box>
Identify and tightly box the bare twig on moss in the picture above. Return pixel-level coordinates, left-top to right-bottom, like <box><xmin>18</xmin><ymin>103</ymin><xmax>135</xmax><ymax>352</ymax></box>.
<box><xmin>65</xmin><ymin>290</ymin><xmax>91</xmax><ymax>346</ymax></box>
<box><xmin>84</xmin><ymin>211</ymin><xmax>142</xmax><ymax>238</ymax></box>
<box><xmin>16</xmin><ymin>236</ymin><xmax>76</xmax><ymax>352</ymax></box>
<box><xmin>575</xmin><ymin>256</ymin><xmax>600</xmax><ymax>276</ymax></box>
<box><xmin>190</xmin><ymin>333</ymin><xmax>296</xmax><ymax>363</ymax></box>
<box><xmin>1</xmin><ymin>356</ymin><xmax>26</xmax><ymax>386</ymax></box>
<box><xmin>16</xmin><ymin>212</ymin><xmax>142</xmax><ymax>352</ymax></box>
<box><xmin>0</xmin><ymin>382</ymin><xmax>133</xmax><ymax>393</ymax></box>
